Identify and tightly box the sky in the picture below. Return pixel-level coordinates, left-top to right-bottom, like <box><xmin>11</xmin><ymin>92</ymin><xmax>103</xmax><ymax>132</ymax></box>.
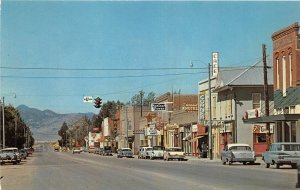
<box><xmin>1</xmin><ymin>1</ymin><xmax>300</xmax><ymax>114</ymax></box>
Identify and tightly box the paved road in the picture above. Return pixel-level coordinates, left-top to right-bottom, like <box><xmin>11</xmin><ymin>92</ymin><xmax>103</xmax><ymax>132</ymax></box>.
<box><xmin>1</xmin><ymin>145</ymin><xmax>297</xmax><ymax>190</ymax></box>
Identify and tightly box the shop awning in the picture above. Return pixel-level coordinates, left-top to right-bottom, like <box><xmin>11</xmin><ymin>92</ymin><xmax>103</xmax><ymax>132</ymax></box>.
<box><xmin>190</xmin><ymin>135</ymin><xmax>206</xmax><ymax>142</ymax></box>
<box><xmin>243</xmin><ymin>114</ymin><xmax>300</xmax><ymax>124</ymax></box>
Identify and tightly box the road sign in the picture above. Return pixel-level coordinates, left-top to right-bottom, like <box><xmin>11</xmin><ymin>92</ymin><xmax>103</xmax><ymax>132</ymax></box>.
<box><xmin>83</xmin><ymin>96</ymin><xmax>93</xmax><ymax>103</ymax></box>
<box><xmin>151</xmin><ymin>103</ymin><xmax>167</xmax><ymax>111</ymax></box>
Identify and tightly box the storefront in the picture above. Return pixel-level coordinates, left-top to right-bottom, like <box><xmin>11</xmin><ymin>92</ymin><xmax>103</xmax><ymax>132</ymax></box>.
<box><xmin>253</xmin><ymin>124</ymin><xmax>274</xmax><ymax>156</ymax></box>
<box><xmin>219</xmin><ymin>122</ymin><xmax>234</xmax><ymax>154</ymax></box>
<box><xmin>164</xmin><ymin>124</ymin><xmax>179</xmax><ymax>148</ymax></box>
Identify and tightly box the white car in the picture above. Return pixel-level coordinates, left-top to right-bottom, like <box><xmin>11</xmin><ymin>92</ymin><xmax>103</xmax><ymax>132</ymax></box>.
<box><xmin>150</xmin><ymin>146</ymin><xmax>165</xmax><ymax>160</ymax></box>
<box><xmin>221</xmin><ymin>143</ymin><xmax>256</xmax><ymax>165</ymax></box>
<box><xmin>140</xmin><ymin>147</ymin><xmax>153</xmax><ymax>159</ymax></box>
<box><xmin>72</xmin><ymin>147</ymin><xmax>81</xmax><ymax>154</ymax></box>
<box><xmin>163</xmin><ymin>147</ymin><xmax>186</xmax><ymax>161</ymax></box>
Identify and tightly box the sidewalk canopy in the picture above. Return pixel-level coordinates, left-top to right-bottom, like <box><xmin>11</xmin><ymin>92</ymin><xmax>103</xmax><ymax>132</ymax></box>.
<box><xmin>243</xmin><ymin>114</ymin><xmax>300</xmax><ymax>124</ymax></box>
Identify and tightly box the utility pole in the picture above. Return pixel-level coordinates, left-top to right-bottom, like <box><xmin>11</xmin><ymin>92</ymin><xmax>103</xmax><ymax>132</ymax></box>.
<box><xmin>208</xmin><ymin>63</ymin><xmax>213</xmax><ymax>160</ymax></box>
<box><xmin>2</xmin><ymin>97</ymin><xmax>5</xmax><ymax>148</ymax></box>
<box><xmin>140</xmin><ymin>90</ymin><xmax>144</xmax><ymax>117</ymax></box>
<box><xmin>262</xmin><ymin>44</ymin><xmax>271</xmax><ymax>148</ymax></box>
<box><xmin>125</xmin><ymin>106</ymin><xmax>129</xmax><ymax>148</ymax></box>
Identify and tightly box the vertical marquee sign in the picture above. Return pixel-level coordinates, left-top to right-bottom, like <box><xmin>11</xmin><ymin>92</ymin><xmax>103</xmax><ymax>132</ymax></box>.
<box><xmin>212</xmin><ymin>52</ymin><xmax>219</xmax><ymax>77</ymax></box>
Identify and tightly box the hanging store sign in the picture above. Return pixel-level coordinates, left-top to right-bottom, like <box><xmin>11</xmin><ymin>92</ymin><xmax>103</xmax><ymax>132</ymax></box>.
<box><xmin>146</xmin><ymin>124</ymin><xmax>158</xmax><ymax>136</ymax></box>
<box><xmin>151</xmin><ymin>103</ymin><xmax>167</xmax><ymax>111</ymax></box>
<box><xmin>253</xmin><ymin>125</ymin><xmax>274</xmax><ymax>134</ymax></box>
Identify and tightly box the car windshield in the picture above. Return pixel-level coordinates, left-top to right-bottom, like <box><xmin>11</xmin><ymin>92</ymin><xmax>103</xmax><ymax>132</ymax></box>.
<box><xmin>153</xmin><ymin>146</ymin><xmax>164</xmax><ymax>150</ymax></box>
<box><xmin>229</xmin><ymin>146</ymin><xmax>251</xmax><ymax>151</ymax></box>
<box><xmin>104</xmin><ymin>147</ymin><xmax>111</xmax><ymax>150</ymax></box>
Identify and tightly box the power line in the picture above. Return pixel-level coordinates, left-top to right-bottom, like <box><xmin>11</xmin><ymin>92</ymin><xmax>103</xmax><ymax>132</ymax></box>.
<box><xmin>0</xmin><ymin>66</ymin><xmax>207</xmax><ymax>71</ymax></box>
<box><xmin>0</xmin><ymin>72</ymin><xmax>206</xmax><ymax>79</ymax></box>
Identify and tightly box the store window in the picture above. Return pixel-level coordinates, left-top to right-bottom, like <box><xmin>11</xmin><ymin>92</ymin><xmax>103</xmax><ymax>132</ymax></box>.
<box><xmin>255</xmin><ymin>134</ymin><xmax>267</xmax><ymax>143</ymax></box>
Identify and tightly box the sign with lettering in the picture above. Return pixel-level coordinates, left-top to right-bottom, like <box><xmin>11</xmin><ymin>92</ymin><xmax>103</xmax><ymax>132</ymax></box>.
<box><xmin>212</xmin><ymin>52</ymin><xmax>219</xmax><ymax>77</ymax></box>
<box><xmin>199</xmin><ymin>95</ymin><xmax>205</xmax><ymax>121</ymax></box>
<box><xmin>151</xmin><ymin>103</ymin><xmax>167</xmax><ymax>111</ymax></box>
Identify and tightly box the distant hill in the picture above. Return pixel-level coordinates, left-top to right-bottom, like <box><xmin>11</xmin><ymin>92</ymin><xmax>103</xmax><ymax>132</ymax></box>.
<box><xmin>17</xmin><ymin>105</ymin><xmax>95</xmax><ymax>141</ymax></box>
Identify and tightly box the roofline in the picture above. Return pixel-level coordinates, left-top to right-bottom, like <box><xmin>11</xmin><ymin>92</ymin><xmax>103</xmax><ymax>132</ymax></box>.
<box><xmin>213</xmin><ymin>84</ymin><xmax>273</xmax><ymax>93</ymax></box>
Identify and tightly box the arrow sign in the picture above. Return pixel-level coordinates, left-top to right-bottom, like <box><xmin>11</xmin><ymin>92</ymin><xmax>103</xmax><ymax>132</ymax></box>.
<box><xmin>83</xmin><ymin>96</ymin><xmax>93</xmax><ymax>103</ymax></box>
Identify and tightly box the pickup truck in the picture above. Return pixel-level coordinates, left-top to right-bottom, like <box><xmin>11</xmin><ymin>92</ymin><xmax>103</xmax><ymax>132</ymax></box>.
<box><xmin>0</xmin><ymin>147</ymin><xmax>21</xmax><ymax>165</ymax></box>
<box><xmin>262</xmin><ymin>142</ymin><xmax>300</xmax><ymax>169</ymax></box>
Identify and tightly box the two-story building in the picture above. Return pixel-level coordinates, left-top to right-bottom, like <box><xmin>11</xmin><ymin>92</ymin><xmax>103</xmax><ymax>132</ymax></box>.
<box><xmin>245</xmin><ymin>22</ymin><xmax>300</xmax><ymax>143</ymax></box>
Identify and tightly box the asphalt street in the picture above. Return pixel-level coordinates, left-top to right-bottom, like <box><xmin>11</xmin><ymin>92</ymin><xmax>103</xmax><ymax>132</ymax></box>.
<box><xmin>0</xmin><ymin>145</ymin><xmax>297</xmax><ymax>190</ymax></box>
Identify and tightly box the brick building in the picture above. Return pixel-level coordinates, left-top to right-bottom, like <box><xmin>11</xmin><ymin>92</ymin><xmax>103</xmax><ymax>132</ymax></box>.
<box><xmin>271</xmin><ymin>22</ymin><xmax>300</xmax><ymax>142</ymax></box>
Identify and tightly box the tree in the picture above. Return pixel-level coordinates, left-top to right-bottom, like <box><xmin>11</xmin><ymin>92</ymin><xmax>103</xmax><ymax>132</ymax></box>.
<box><xmin>58</xmin><ymin>122</ymin><xmax>68</xmax><ymax>147</ymax></box>
<box><xmin>131</xmin><ymin>91</ymin><xmax>156</xmax><ymax>106</ymax></box>
<box><xmin>1</xmin><ymin>105</ymin><xmax>33</xmax><ymax>149</ymax></box>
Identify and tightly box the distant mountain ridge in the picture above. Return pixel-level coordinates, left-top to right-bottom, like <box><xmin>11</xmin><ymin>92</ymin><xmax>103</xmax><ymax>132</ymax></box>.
<box><xmin>17</xmin><ymin>105</ymin><xmax>95</xmax><ymax>141</ymax></box>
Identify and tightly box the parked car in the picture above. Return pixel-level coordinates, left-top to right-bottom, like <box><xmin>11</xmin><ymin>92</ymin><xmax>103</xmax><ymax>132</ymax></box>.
<box><xmin>19</xmin><ymin>149</ymin><xmax>28</xmax><ymax>159</ymax></box>
<box><xmin>72</xmin><ymin>147</ymin><xmax>81</xmax><ymax>154</ymax></box>
<box><xmin>150</xmin><ymin>146</ymin><xmax>165</xmax><ymax>160</ymax></box>
<box><xmin>101</xmin><ymin>146</ymin><xmax>113</xmax><ymax>156</ymax></box>
<box><xmin>138</xmin><ymin>146</ymin><xmax>147</xmax><ymax>159</ymax></box>
<box><xmin>95</xmin><ymin>148</ymin><xmax>102</xmax><ymax>154</ymax></box>
<box><xmin>221</xmin><ymin>143</ymin><xmax>256</xmax><ymax>165</ymax></box>
<box><xmin>163</xmin><ymin>147</ymin><xmax>186</xmax><ymax>161</ymax></box>
<box><xmin>117</xmin><ymin>148</ymin><xmax>134</xmax><ymax>158</ymax></box>
<box><xmin>262</xmin><ymin>142</ymin><xmax>300</xmax><ymax>169</ymax></box>
<box><xmin>139</xmin><ymin>147</ymin><xmax>153</xmax><ymax>159</ymax></box>
<box><xmin>25</xmin><ymin>147</ymin><xmax>34</xmax><ymax>155</ymax></box>
<box><xmin>0</xmin><ymin>147</ymin><xmax>21</xmax><ymax>165</ymax></box>
<box><xmin>88</xmin><ymin>147</ymin><xmax>96</xmax><ymax>154</ymax></box>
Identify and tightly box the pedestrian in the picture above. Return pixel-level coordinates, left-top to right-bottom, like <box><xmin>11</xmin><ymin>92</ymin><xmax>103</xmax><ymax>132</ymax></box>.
<box><xmin>197</xmin><ymin>144</ymin><xmax>202</xmax><ymax>158</ymax></box>
<box><xmin>201</xmin><ymin>142</ymin><xmax>208</xmax><ymax>158</ymax></box>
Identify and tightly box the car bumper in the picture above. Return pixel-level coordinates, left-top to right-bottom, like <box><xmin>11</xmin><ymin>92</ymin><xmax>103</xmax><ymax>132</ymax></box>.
<box><xmin>169</xmin><ymin>155</ymin><xmax>185</xmax><ymax>159</ymax></box>
<box><xmin>230</xmin><ymin>158</ymin><xmax>256</xmax><ymax>162</ymax></box>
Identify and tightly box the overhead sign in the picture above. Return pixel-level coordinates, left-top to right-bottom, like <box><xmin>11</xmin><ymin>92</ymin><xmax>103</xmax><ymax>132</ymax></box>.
<box><xmin>151</xmin><ymin>103</ymin><xmax>167</xmax><ymax>111</ymax></box>
<box><xmin>83</xmin><ymin>96</ymin><xmax>93</xmax><ymax>103</ymax></box>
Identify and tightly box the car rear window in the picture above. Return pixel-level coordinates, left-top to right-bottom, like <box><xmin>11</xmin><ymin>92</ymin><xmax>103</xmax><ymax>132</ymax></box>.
<box><xmin>229</xmin><ymin>146</ymin><xmax>251</xmax><ymax>151</ymax></box>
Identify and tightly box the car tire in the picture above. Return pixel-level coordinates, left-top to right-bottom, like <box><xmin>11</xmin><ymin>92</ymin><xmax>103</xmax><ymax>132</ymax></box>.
<box><xmin>266</xmin><ymin>163</ymin><xmax>270</xmax><ymax>168</ymax></box>
<box><xmin>276</xmin><ymin>164</ymin><xmax>280</xmax><ymax>169</ymax></box>
<box><xmin>222</xmin><ymin>160</ymin><xmax>226</xmax><ymax>165</ymax></box>
<box><xmin>243</xmin><ymin>162</ymin><xmax>246</xmax><ymax>165</ymax></box>
<box><xmin>292</xmin><ymin>164</ymin><xmax>297</xmax><ymax>169</ymax></box>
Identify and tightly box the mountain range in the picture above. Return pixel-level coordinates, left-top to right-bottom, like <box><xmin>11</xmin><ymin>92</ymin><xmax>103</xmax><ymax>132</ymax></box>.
<box><xmin>17</xmin><ymin>105</ymin><xmax>95</xmax><ymax>142</ymax></box>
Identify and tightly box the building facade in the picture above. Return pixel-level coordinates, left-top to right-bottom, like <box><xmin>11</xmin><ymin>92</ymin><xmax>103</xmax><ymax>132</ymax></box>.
<box><xmin>272</xmin><ymin>22</ymin><xmax>300</xmax><ymax>143</ymax></box>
